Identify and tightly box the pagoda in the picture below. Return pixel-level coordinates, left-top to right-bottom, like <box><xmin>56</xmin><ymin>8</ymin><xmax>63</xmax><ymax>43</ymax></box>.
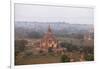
<box><xmin>40</xmin><ymin>25</ymin><xmax>59</xmax><ymax>49</ymax></box>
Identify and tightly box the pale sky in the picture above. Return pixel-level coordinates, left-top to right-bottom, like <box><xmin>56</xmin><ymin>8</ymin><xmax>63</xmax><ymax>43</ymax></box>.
<box><xmin>15</xmin><ymin>3</ymin><xmax>94</xmax><ymax>24</ymax></box>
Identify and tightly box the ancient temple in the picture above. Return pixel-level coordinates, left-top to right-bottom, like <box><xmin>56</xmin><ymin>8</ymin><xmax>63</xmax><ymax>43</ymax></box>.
<box><xmin>32</xmin><ymin>24</ymin><xmax>66</xmax><ymax>54</ymax></box>
<box><xmin>40</xmin><ymin>25</ymin><xmax>59</xmax><ymax>49</ymax></box>
<box><xmin>83</xmin><ymin>29</ymin><xmax>94</xmax><ymax>47</ymax></box>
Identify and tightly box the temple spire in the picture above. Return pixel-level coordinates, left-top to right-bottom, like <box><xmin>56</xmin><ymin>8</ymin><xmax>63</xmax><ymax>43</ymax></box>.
<box><xmin>48</xmin><ymin>24</ymin><xmax>52</xmax><ymax>32</ymax></box>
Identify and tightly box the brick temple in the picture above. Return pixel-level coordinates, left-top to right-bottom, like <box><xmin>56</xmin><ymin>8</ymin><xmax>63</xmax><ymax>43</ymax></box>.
<box><xmin>40</xmin><ymin>25</ymin><xmax>59</xmax><ymax>49</ymax></box>
<box><xmin>33</xmin><ymin>25</ymin><xmax>66</xmax><ymax>54</ymax></box>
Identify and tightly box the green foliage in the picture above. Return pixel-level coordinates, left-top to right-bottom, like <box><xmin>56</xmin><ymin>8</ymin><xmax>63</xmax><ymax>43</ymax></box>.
<box><xmin>60</xmin><ymin>54</ymin><xmax>70</xmax><ymax>62</ymax></box>
<box><xmin>60</xmin><ymin>42</ymin><xmax>78</xmax><ymax>52</ymax></box>
<box><xmin>28</xmin><ymin>31</ymin><xmax>42</xmax><ymax>38</ymax></box>
<box><xmin>85</xmin><ymin>54</ymin><xmax>94</xmax><ymax>61</ymax></box>
<box><xmin>15</xmin><ymin>40</ymin><xmax>28</xmax><ymax>54</ymax></box>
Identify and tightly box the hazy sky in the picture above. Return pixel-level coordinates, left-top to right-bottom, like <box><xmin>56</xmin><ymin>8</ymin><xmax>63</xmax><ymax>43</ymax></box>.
<box><xmin>15</xmin><ymin>4</ymin><xmax>94</xmax><ymax>24</ymax></box>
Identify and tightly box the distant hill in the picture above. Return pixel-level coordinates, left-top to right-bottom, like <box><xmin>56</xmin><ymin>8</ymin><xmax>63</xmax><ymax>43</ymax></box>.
<box><xmin>15</xmin><ymin>21</ymin><xmax>94</xmax><ymax>39</ymax></box>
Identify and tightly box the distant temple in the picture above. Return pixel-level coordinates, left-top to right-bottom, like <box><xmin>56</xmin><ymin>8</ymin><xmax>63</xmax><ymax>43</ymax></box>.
<box><xmin>83</xmin><ymin>28</ymin><xmax>94</xmax><ymax>47</ymax></box>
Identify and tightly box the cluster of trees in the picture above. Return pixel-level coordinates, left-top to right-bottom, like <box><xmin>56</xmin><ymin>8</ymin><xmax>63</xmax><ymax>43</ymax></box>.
<box><xmin>60</xmin><ymin>42</ymin><xmax>94</xmax><ymax>54</ymax></box>
<box><xmin>60</xmin><ymin>42</ymin><xmax>94</xmax><ymax>62</ymax></box>
<box><xmin>85</xmin><ymin>54</ymin><xmax>94</xmax><ymax>61</ymax></box>
<box><xmin>28</xmin><ymin>31</ymin><xmax>43</xmax><ymax>38</ymax></box>
<box><xmin>60</xmin><ymin>53</ymin><xmax>94</xmax><ymax>62</ymax></box>
<box><xmin>15</xmin><ymin>39</ymin><xmax>28</xmax><ymax>56</ymax></box>
<box><xmin>60</xmin><ymin>42</ymin><xmax>79</xmax><ymax>52</ymax></box>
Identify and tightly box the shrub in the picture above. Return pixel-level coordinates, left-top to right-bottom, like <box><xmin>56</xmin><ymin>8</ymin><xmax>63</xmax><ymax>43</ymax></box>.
<box><xmin>85</xmin><ymin>54</ymin><xmax>94</xmax><ymax>61</ymax></box>
<box><xmin>60</xmin><ymin>54</ymin><xmax>70</xmax><ymax>62</ymax></box>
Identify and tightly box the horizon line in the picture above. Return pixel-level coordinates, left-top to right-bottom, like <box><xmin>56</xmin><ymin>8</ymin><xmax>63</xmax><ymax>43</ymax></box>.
<box><xmin>15</xmin><ymin>21</ymin><xmax>93</xmax><ymax>25</ymax></box>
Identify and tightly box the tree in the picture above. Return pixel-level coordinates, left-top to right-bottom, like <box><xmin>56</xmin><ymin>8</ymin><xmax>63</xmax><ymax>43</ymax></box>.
<box><xmin>60</xmin><ymin>54</ymin><xmax>70</xmax><ymax>62</ymax></box>
<box><xmin>85</xmin><ymin>54</ymin><xmax>94</xmax><ymax>61</ymax></box>
<box><xmin>28</xmin><ymin>31</ymin><xmax>42</xmax><ymax>38</ymax></box>
<box><xmin>15</xmin><ymin>39</ymin><xmax>28</xmax><ymax>55</ymax></box>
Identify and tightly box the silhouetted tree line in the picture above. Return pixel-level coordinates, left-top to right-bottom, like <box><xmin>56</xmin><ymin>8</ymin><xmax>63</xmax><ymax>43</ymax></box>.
<box><xmin>28</xmin><ymin>31</ymin><xmax>43</xmax><ymax>38</ymax></box>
